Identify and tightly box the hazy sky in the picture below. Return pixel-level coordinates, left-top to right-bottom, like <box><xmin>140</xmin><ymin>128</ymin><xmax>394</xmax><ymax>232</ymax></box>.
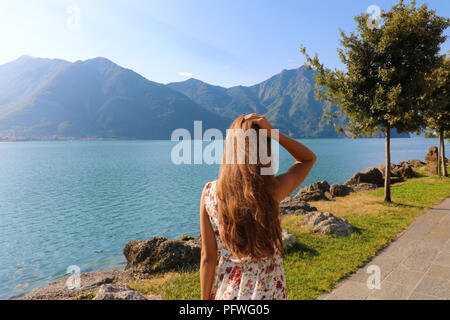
<box><xmin>0</xmin><ymin>0</ymin><xmax>448</xmax><ymax>87</ymax></box>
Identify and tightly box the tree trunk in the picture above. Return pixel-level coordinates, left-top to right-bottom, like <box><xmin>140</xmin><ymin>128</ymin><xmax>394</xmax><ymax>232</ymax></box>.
<box><xmin>441</xmin><ymin>129</ymin><xmax>448</xmax><ymax>177</ymax></box>
<box><xmin>438</xmin><ymin>131</ymin><xmax>442</xmax><ymax>176</ymax></box>
<box><xmin>384</xmin><ymin>126</ymin><xmax>391</xmax><ymax>202</ymax></box>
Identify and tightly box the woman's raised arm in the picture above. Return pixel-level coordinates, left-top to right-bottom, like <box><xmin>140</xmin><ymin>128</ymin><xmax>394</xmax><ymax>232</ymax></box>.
<box><xmin>244</xmin><ymin>113</ymin><xmax>316</xmax><ymax>202</ymax></box>
<box><xmin>272</xmin><ymin>133</ymin><xmax>316</xmax><ymax>202</ymax></box>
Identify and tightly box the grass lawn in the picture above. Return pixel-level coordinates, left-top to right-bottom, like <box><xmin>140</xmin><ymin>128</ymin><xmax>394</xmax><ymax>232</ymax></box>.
<box><xmin>129</xmin><ymin>169</ymin><xmax>450</xmax><ymax>300</ymax></box>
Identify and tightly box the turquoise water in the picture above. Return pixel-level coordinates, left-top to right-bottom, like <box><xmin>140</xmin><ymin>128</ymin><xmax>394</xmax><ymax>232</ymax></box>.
<box><xmin>0</xmin><ymin>138</ymin><xmax>438</xmax><ymax>299</ymax></box>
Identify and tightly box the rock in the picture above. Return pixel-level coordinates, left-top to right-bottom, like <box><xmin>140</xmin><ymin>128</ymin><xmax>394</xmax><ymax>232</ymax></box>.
<box><xmin>123</xmin><ymin>237</ymin><xmax>201</xmax><ymax>276</ymax></box>
<box><xmin>93</xmin><ymin>284</ymin><xmax>146</xmax><ymax>300</ymax></box>
<box><xmin>294</xmin><ymin>180</ymin><xmax>331</xmax><ymax>201</ymax></box>
<box><xmin>301</xmin><ymin>211</ymin><xmax>354</xmax><ymax>237</ymax></box>
<box><xmin>343</xmin><ymin>161</ymin><xmax>417</xmax><ymax>191</ymax></box>
<box><xmin>282</xmin><ymin>230</ymin><xmax>296</xmax><ymax>248</ymax></box>
<box><xmin>397</xmin><ymin>162</ymin><xmax>416</xmax><ymax>178</ymax></box>
<box><xmin>20</xmin><ymin>270</ymin><xmax>123</xmax><ymax>300</ymax></box>
<box><xmin>425</xmin><ymin>146</ymin><xmax>439</xmax><ymax>175</ymax></box>
<box><xmin>296</xmin><ymin>189</ymin><xmax>326</xmax><ymax>201</ymax></box>
<box><xmin>329</xmin><ymin>184</ymin><xmax>353</xmax><ymax>197</ymax></box>
<box><xmin>344</xmin><ymin>167</ymin><xmax>384</xmax><ymax>187</ymax></box>
<box><xmin>310</xmin><ymin>180</ymin><xmax>331</xmax><ymax>193</ymax></box>
<box><xmin>350</xmin><ymin>183</ymin><xmax>378</xmax><ymax>192</ymax></box>
<box><xmin>407</xmin><ymin>159</ymin><xmax>425</xmax><ymax>168</ymax></box>
<box><xmin>323</xmin><ymin>191</ymin><xmax>333</xmax><ymax>200</ymax></box>
<box><xmin>280</xmin><ymin>197</ymin><xmax>318</xmax><ymax>215</ymax></box>
<box><xmin>376</xmin><ymin>163</ymin><xmax>398</xmax><ymax>177</ymax></box>
<box><xmin>377</xmin><ymin>162</ymin><xmax>416</xmax><ymax>180</ymax></box>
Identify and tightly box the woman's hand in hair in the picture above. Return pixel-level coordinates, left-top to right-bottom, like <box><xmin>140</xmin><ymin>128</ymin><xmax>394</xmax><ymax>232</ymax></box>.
<box><xmin>273</xmin><ymin>134</ymin><xmax>316</xmax><ymax>202</ymax></box>
<box><xmin>244</xmin><ymin>113</ymin><xmax>274</xmax><ymax>136</ymax></box>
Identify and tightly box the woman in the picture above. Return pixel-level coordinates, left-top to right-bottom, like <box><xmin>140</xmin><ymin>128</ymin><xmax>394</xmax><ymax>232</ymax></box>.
<box><xmin>200</xmin><ymin>113</ymin><xmax>316</xmax><ymax>300</ymax></box>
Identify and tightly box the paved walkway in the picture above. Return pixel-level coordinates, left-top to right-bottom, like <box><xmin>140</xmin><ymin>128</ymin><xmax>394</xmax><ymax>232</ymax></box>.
<box><xmin>318</xmin><ymin>197</ymin><xmax>450</xmax><ymax>300</ymax></box>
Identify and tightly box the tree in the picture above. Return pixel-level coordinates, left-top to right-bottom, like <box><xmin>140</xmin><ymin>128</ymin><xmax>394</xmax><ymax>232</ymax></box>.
<box><xmin>301</xmin><ymin>0</ymin><xmax>449</xmax><ymax>202</ymax></box>
<box><xmin>424</xmin><ymin>53</ymin><xmax>449</xmax><ymax>177</ymax></box>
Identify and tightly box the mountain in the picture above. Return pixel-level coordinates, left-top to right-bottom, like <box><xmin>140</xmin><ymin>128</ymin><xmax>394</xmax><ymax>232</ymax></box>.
<box><xmin>0</xmin><ymin>56</ymin><xmax>229</xmax><ymax>139</ymax></box>
<box><xmin>168</xmin><ymin>67</ymin><xmax>347</xmax><ymax>138</ymax></box>
<box><xmin>168</xmin><ymin>67</ymin><xmax>409</xmax><ymax>138</ymax></box>
<box><xmin>0</xmin><ymin>55</ymin><xmax>70</xmax><ymax>115</ymax></box>
<box><xmin>0</xmin><ymin>56</ymin><xmax>408</xmax><ymax>139</ymax></box>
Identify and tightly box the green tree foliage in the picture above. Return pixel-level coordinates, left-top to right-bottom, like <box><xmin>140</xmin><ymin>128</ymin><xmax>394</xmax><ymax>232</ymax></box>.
<box><xmin>301</xmin><ymin>0</ymin><xmax>449</xmax><ymax>202</ymax></box>
<box><xmin>424</xmin><ymin>53</ymin><xmax>450</xmax><ymax>176</ymax></box>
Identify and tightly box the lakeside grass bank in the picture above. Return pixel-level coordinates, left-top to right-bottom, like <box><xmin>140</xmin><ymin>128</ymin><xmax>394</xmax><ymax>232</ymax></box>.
<box><xmin>128</xmin><ymin>167</ymin><xmax>450</xmax><ymax>300</ymax></box>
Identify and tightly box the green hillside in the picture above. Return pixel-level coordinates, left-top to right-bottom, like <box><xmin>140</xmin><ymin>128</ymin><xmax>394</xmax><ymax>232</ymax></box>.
<box><xmin>0</xmin><ymin>56</ymin><xmax>229</xmax><ymax>139</ymax></box>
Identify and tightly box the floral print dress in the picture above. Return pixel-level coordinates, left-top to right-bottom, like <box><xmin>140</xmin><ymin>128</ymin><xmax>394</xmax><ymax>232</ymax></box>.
<box><xmin>203</xmin><ymin>180</ymin><xmax>287</xmax><ymax>300</ymax></box>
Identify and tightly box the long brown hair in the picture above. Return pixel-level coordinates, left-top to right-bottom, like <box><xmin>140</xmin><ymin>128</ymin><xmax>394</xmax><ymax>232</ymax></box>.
<box><xmin>216</xmin><ymin>115</ymin><xmax>283</xmax><ymax>261</ymax></box>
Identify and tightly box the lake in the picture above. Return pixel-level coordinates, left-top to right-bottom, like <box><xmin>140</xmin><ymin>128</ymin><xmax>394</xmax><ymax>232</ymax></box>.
<box><xmin>0</xmin><ymin>137</ymin><xmax>438</xmax><ymax>299</ymax></box>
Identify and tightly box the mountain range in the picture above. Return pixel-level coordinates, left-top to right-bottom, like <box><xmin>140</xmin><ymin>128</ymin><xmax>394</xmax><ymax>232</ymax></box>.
<box><xmin>0</xmin><ymin>56</ymin><xmax>408</xmax><ymax>139</ymax></box>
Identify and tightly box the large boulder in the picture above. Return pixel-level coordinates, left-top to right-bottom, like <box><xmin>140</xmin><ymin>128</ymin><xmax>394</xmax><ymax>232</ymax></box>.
<box><xmin>301</xmin><ymin>211</ymin><xmax>354</xmax><ymax>237</ymax></box>
<box><xmin>377</xmin><ymin>162</ymin><xmax>416</xmax><ymax>180</ymax></box>
<box><xmin>123</xmin><ymin>237</ymin><xmax>201</xmax><ymax>276</ymax></box>
<box><xmin>407</xmin><ymin>159</ymin><xmax>425</xmax><ymax>168</ymax></box>
<box><xmin>294</xmin><ymin>180</ymin><xmax>332</xmax><ymax>201</ymax></box>
<box><xmin>20</xmin><ymin>270</ymin><xmax>123</xmax><ymax>300</ymax></box>
<box><xmin>425</xmin><ymin>146</ymin><xmax>439</xmax><ymax>175</ymax></box>
<box><xmin>376</xmin><ymin>163</ymin><xmax>397</xmax><ymax>177</ymax></box>
<box><xmin>280</xmin><ymin>197</ymin><xmax>318</xmax><ymax>215</ymax></box>
<box><xmin>344</xmin><ymin>167</ymin><xmax>384</xmax><ymax>187</ymax></box>
<box><xmin>350</xmin><ymin>183</ymin><xmax>378</xmax><ymax>192</ymax></box>
<box><xmin>329</xmin><ymin>184</ymin><xmax>353</xmax><ymax>197</ymax></box>
<box><xmin>395</xmin><ymin>162</ymin><xmax>416</xmax><ymax>178</ymax></box>
<box><xmin>296</xmin><ymin>189</ymin><xmax>325</xmax><ymax>201</ymax></box>
<box><xmin>93</xmin><ymin>284</ymin><xmax>146</xmax><ymax>300</ymax></box>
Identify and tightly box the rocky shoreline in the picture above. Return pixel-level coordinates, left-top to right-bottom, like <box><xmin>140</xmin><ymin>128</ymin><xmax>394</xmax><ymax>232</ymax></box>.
<box><xmin>20</xmin><ymin>155</ymin><xmax>437</xmax><ymax>300</ymax></box>
<box><xmin>292</xmin><ymin>159</ymin><xmax>423</xmax><ymax>202</ymax></box>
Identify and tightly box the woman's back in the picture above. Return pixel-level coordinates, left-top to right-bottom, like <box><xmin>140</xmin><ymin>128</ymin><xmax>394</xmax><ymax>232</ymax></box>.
<box><xmin>199</xmin><ymin>114</ymin><xmax>316</xmax><ymax>300</ymax></box>
<box><xmin>204</xmin><ymin>180</ymin><xmax>287</xmax><ymax>300</ymax></box>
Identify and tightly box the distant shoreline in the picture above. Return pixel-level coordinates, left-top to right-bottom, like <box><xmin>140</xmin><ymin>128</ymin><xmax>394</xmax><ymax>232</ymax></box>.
<box><xmin>0</xmin><ymin>136</ymin><xmax>423</xmax><ymax>142</ymax></box>
<box><xmin>0</xmin><ymin>137</ymin><xmax>121</xmax><ymax>142</ymax></box>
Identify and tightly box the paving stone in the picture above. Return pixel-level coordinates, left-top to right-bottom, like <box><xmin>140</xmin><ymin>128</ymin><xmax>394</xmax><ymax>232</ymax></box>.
<box><xmin>434</xmin><ymin>252</ymin><xmax>450</xmax><ymax>267</ymax></box>
<box><xmin>426</xmin><ymin>264</ymin><xmax>450</xmax><ymax>280</ymax></box>
<box><xmin>399</xmin><ymin>247</ymin><xmax>439</xmax><ymax>272</ymax></box>
<box><xmin>367</xmin><ymin>281</ymin><xmax>414</xmax><ymax>300</ymax></box>
<box><xmin>344</xmin><ymin>266</ymin><xmax>371</xmax><ymax>284</ymax></box>
<box><xmin>412</xmin><ymin>275</ymin><xmax>450</xmax><ymax>298</ymax></box>
<box><xmin>329</xmin><ymin>280</ymin><xmax>371</xmax><ymax>300</ymax></box>
<box><xmin>407</xmin><ymin>214</ymin><xmax>428</xmax><ymax>226</ymax></box>
<box><xmin>401</xmin><ymin>223</ymin><xmax>434</xmax><ymax>240</ymax></box>
<box><xmin>384</xmin><ymin>269</ymin><xmax>423</xmax><ymax>287</ymax></box>
<box><xmin>424</xmin><ymin>225</ymin><xmax>450</xmax><ymax>241</ymax></box>
<box><xmin>408</xmin><ymin>292</ymin><xmax>445</xmax><ymax>300</ymax></box>
<box><xmin>382</xmin><ymin>239</ymin><xmax>419</xmax><ymax>259</ymax></box>
<box><xmin>369</xmin><ymin>255</ymin><xmax>405</xmax><ymax>280</ymax></box>
<box><xmin>416</xmin><ymin>211</ymin><xmax>447</xmax><ymax>226</ymax></box>
<box><xmin>415</xmin><ymin>239</ymin><xmax>447</xmax><ymax>251</ymax></box>
<box><xmin>432</xmin><ymin>198</ymin><xmax>450</xmax><ymax>210</ymax></box>
<box><xmin>438</xmin><ymin>214</ymin><xmax>450</xmax><ymax>224</ymax></box>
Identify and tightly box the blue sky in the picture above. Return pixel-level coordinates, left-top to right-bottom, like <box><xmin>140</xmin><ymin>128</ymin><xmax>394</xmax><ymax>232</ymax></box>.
<box><xmin>0</xmin><ymin>0</ymin><xmax>448</xmax><ymax>87</ymax></box>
